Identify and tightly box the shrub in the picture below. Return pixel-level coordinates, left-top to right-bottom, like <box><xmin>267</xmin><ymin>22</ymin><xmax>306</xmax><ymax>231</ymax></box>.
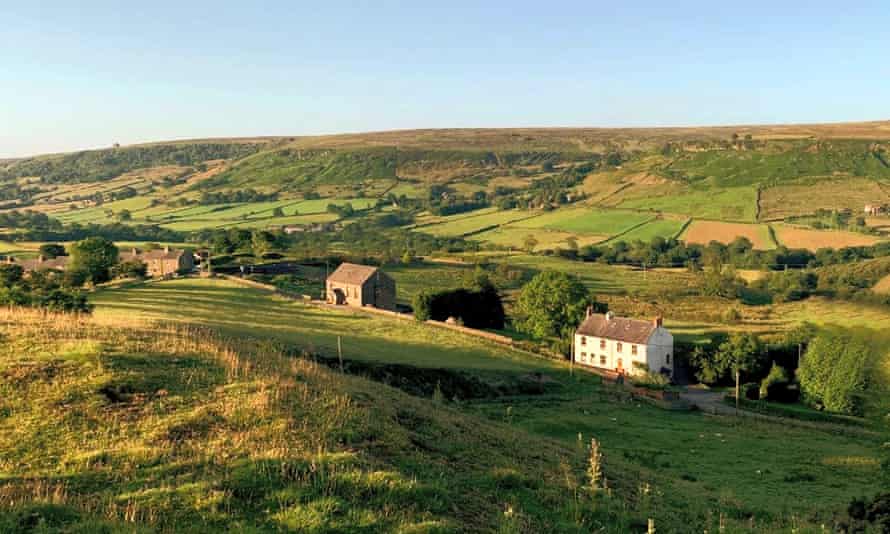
<box><xmin>742</xmin><ymin>382</ymin><xmax>760</xmax><ymax>400</ymax></box>
<box><xmin>797</xmin><ymin>331</ymin><xmax>871</xmax><ymax>415</ymax></box>
<box><xmin>111</xmin><ymin>260</ymin><xmax>148</xmax><ymax>279</ymax></box>
<box><xmin>759</xmin><ymin>364</ymin><xmax>790</xmax><ymax>401</ymax></box>
<box><xmin>412</xmin><ymin>291</ymin><xmax>432</xmax><ymax>322</ymax></box>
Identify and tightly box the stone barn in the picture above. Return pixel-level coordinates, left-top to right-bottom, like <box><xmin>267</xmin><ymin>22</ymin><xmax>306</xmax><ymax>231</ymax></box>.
<box><xmin>326</xmin><ymin>262</ymin><xmax>396</xmax><ymax>311</ymax></box>
<box><xmin>120</xmin><ymin>246</ymin><xmax>195</xmax><ymax>278</ymax></box>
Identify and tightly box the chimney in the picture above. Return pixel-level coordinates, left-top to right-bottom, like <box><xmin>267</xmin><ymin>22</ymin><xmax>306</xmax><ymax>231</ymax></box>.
<box><xmin>586</xmin><ymin>305</ymin><xmax>592</xmax><ymax>318</ymax></box>
<box><xmin>132</xmin><ymin>247</ymin><xmax>138</xmax><ymax>256</ymax></box>
<box><xmin>38</xmin><ymin>255</ymin><xmax>45</xmax><ymax>263</ymax></box>
<box><xmin>164</xmin><ymin>245</ymin><xmax>170</xmax><ymax>253</ymax></box>
<box><xmin>653</xmin><ymin>316</ymin><xmax>663</xmax><ymax>328</ymax></box>
<box><xmin>605</xmin><ymin>311</ymin><xmax>614</xmax><ymax>321</ymax></box>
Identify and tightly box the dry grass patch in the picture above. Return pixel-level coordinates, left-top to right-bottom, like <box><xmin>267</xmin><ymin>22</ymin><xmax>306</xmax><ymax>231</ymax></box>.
<box><xmin>772</xmin><ymin>223</ymin><xmax>883</xmax><ymax>250</ymax></box>
<box><xmin>681</xmin><ymin>220</ymin><xmax>775</xmax><ymax>249</ymax></box>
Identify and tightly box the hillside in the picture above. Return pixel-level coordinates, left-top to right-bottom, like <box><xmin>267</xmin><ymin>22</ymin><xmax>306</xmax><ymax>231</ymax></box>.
<box><xmin>3</xmin><ymin>121</ymin><xmax>890</xmax><ymax>253</ymax></box>
<box><xmin>3</xmin><ymin>277</ymin><xmax>886</xmax><ymax>531</ymax></box>
<box><xmin>0</xmin><ymin>308</ymin><xmax>598</xmax><ymax>532</ymax></box>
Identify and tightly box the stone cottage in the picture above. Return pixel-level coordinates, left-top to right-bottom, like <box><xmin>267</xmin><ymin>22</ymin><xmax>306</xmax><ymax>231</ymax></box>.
<box><xmin>326</xmin><ymin>262</ymin><xmax>396</xmax><ymax>311</ymax></box>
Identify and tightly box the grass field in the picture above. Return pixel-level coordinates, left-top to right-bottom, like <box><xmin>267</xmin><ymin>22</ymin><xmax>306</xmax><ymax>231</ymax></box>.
<box><xmin>415</xmin><ymin>209</ymin><xmax>535</xmax><ymax>237</ymax></box>
<box><xmin>771</xmin><ymin>223</ymin><xmax>884</xmax><ymax>250</ymax></box>
<box><xmin>761</xmin><ymin>178</ymin><xmax>890</xmax><ymax>220</ymax></box>
<box><xmin>0</xmin><ymin>308</ymin><xmax>594</xmax><ymax>532</ymax></box>
<box><xmin>92</xmin><ymin>278</ymin><xmax>553</xmax><ymax>372</ymax></box>
<box><xmin>76</xmin><ymin>278</ymin><xmax>890</xmax><ymax>530</ymax></box>
<box><xmin>490</xmin><ymin>254</ymin><xmax>700</xmax><ymax>297</ymax></box>
<box><xmin>617</xmin><ymin>186</ymin><xmax>758</xmax><ymax>222</ymax></box>
<box><xmin>681</xmin><ymin>220</ymin><xmax>776</xmax><ymax>249</ymax></box>
<box><xmin>604</xmin><ymin>217</ymin><xmax>689</xmax><ymax>243</ymax></box>
<box><xmin>471</xmin><ymin>227</ymin><xmax>606</xmax><ymax>251</ymax></box>
<box><xmin>511</xmin><ymin>207</ymin><xmax>653</xmax><ymax>236</ymax></box>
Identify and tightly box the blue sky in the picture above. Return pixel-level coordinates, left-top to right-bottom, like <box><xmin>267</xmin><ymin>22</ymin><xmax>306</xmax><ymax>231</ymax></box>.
<box><xmin>2</xmin><ymin>1</ymin><xmax>889</xmax><ymax>157</ymax></box>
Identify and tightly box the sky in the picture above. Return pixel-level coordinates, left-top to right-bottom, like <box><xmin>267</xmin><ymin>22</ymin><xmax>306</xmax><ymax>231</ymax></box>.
<box><xmin>2</xmin><ymin>0</ymin><xmax>889</xmax><ymax>158</ymax></box>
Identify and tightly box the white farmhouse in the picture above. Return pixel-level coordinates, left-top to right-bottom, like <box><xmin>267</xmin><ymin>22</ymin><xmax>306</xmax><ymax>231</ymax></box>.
<box><xmin>573</xmin><ymin>309</ymin><xmax>674</xmax><ymax>377</ymax></box>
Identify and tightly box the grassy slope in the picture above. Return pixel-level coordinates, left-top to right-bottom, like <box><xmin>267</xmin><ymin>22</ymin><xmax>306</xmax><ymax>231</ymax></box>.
<box><xmin>0</xmin><ymin>309</ymin><xmax>592</xmax><ymax>532</ymax></box>
<box><xmin>78</xmin><ymin>278</ymin><xmax>890</xmax><ymax>531</ymax></box>
<box><xmin>91</xmin><ymin>278</ymin><xmax>553</xmax><ymax>373</ymax></box>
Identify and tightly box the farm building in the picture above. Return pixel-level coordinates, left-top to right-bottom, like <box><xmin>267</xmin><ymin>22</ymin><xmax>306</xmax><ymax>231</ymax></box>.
<box><xmin>326</xmin><ymin>262</ymin><xmax>396</xmax><ymax>311</ymax></box>
<box><xmin>574</xmin><ymin>309</ymin><xmax>673</xmax><ymax>377</ymax></box>
<box><xmin>13</xmin><ymin>255</ymin><xmax>70</xmax><ymax>272</ymax></box>
<box><xmin>121</xmin><ymin>246</ymin><xmax>195</xmax><ymax>278</ymax></box>
<box><xmin>864</xmin><ymin>204</ymin><xmax>884</xmax><ymax>216</ymax></box>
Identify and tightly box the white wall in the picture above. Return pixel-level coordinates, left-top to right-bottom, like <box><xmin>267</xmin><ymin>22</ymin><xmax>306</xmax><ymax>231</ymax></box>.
<box><xmin>574</xmin><ymin>328</ymin><xmax>674</xmax><ymax>377</ymax></box>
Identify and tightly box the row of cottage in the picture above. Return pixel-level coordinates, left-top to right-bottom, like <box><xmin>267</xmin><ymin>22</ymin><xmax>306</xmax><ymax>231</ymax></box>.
<box><xmin>6</xmin><ymin>246</ymin><xmax>195</xmax><ymax>278</ymax></box>
<box><xmin>325</xmin><ymin>262</ymin><xmax>674</xmax><ymax>378</ymax></box>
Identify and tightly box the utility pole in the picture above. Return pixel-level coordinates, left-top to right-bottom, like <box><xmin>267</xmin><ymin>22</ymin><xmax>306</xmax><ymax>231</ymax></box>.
<box><xmin>570</xmin><ymin>337</ymin><xmax>574</xmax><ymax>378</ymax></box>
<box><xmin>337</xmin><ymin>335</ymin><xmax>344</xmax><ymax>373</ymax></box>
<box><xmin>735</xmin><ymin>369</ymin><xmax>740</xmax><ymax>412</ymax></box>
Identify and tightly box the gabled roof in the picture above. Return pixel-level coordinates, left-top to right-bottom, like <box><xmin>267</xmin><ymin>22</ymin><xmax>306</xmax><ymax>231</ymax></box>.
<box><xmin>575</xmin><ymin>312</ymin><xmax>659</xmax><ymax>344</ymax></box>
<box><xmin>327</xmin><ymin>262</ymin><xmax>379</xmax><ymax>285</ymax></box>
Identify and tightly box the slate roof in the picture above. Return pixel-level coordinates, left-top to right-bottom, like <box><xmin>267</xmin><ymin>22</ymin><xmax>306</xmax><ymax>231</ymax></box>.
<box><xmin>576</xmin><ymin>313</ymin><xmax>658</xmax><ymax>344</ymax></box>
<box><xmin>327</xmin><ymin>262</ymin><xmax>379</xmax><ymax>285</ymax></box>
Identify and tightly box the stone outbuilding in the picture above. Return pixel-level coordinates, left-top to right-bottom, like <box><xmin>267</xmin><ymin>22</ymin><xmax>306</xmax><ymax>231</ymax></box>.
<box><xmin>120</xmin><ymin>246</ymin><xmax>194</xmax><ymax>278</ymax></box>
<box><xmin>325</xmin><ymin>262</ymin><xmax>396</xmax><ymax>311</ymax></box>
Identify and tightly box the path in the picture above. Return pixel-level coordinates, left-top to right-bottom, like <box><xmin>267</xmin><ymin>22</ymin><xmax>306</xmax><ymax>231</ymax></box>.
<box><xmin>680</xmin><ymin>388</ymin><xmax>876</xmax><ymax>435</ymax></box>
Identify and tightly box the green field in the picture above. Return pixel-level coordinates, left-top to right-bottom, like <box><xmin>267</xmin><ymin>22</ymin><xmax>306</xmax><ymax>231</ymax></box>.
<box><xmin>618</xmin><ymin>186</ymin><xmax>758</xmax><ymax>222</ymax></box>
<box><xmin>513</xmin><ymin>207</ymin><xmax>653</xmax><ymax>236</ymax></box>
<box><xmin>415</xmin><ymin>208</ymin><xmax>534</xmax><ymax>237</ymax></box>
<box><xmin>471</xmin><ymin>226</ymin><xmax>605</xmax><ymax>251</ymax></box>
<box><xmin>607</xmin><ymin>217</ymin><xmax>688</xmax><ymax>243</ymax></box>
<box><xmin>92</xmin><ymin>278</ymin><xmax>552</xmax><ymax>372</ymax></box>
<box><xmin>80</xmin><ymin>277</ymin><xmax>890</xmax><ymax>530</ymax></box>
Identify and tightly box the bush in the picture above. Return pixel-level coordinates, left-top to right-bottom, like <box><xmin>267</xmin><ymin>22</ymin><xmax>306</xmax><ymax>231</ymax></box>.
<box><xmin>111</xmin><ymin>260</ymin><xmax>148</xmax><ymax>279</ymax></box>
<box><xmin>412</xmin><ymin>291</ymin><xmax>432</xmax><ymax>322</ymax></box>
<box><xmin>418</xmin><ymin>286</ymin><xmax>505</xmax><ymax>329</ymax></box>
<box><xmin>742</xmin><ymin>382</ymin><xmax>760</xmax><ymax>400</ymax></box>
<box><xmin>759</xmin><ymin>364</ymin><xmax>790</xmax><ymax>401</ymax></box>
<box><xmin>797</xmin><ymin>330</ymin><xmax>871</xmax><ymax>415</ymax></box>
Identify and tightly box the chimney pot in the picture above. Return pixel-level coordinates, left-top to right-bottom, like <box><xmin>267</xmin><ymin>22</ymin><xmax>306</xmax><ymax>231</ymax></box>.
<box><xmin>654</xmin><ymin>316</ymin><xmax>663</xmax><ymax>327</ymax></box>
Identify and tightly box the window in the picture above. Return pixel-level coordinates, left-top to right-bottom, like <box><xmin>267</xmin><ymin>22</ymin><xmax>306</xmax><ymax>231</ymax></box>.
<box><xmin>600</xmin><ymin>339</ymin><xmax>606</xmax><ymax>349</ymax></box>
<box><xmin>631</xmin><ymin>345</ymin><xmax>638</xmax><ymax>356</ymax></box>
<box><xmin>666</xmin><ymin>353</ymin><xmax>671</xmax><ymax>365</ymax></box>
<box><xmin>580</xmin><ymin>352</ymin><xmax>587</xmax><ymax>360</ymax></box>
<box><xmin>580</xmin><ymin>336</ymin><xmax>586</xmax><ymax>346</ymax></box>
<box><xmin>617</xmin><ymin>342</ymin><xmax>623</xmax><ymax>353</ymax></box>
<box><xmin>600</xmin><ymin>355</ymin><xmax>607</xmax><ymax>365</ymax></box>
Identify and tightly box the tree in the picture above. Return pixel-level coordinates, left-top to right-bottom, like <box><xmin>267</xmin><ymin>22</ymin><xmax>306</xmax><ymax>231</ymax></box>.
<box><xmin>798</xmin><ymin>331</ymin><xmax>870</xmax><ymax>415</ymax></box>
<box><xmin>0</xmin><ymin>264</ymin><xmax>24</xmax><ymax>287</ymax></box>
<box><xmin>67</xmin><ymin>237</ymin><xmax>119</xmax><ymax>285</ymax></box>
<box><xmin>413</xmin><ymin>290</ymin><xmax>433</xmax><ymax>321</ymax></box>
<box><xmin>38</xmin><ymin>243</ymin><xmax>67</xmax><ymax>259</ymax></box>
<box><xmin>272</xmin><ymin>207</ymin><xmax>285</xmax><ymax>217</ymax></box>
<box><xmin>111</xmin><ymin>259</ymin><xmax>148</xmax><ymax>279</ymax></box>
<box><xmin>689</xmin><ymin>333</ymin><xmax>764</xmax><ymax>386</ymax></box>
<box><xmin>514</xmin><ymin>271</ymin><xmax>593</xmax><ymax>341</ymax></box>
<box><xmin>117</xmin><ymin>209</ymin><xmax>132</xmax><ymax>221</ymax></box>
